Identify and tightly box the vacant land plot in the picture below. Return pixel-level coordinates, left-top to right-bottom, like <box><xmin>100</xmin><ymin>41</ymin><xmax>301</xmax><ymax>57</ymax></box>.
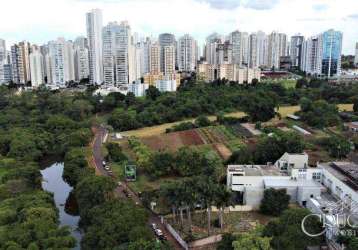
<box><xmin>213</xmin><ymin>143</ymin><xmax>232</xmax><ymax>160</ymax></box>
<box><xmin>141</xmin><ymin>129</ymin><xmax>205</xmax><ymax>152</ymax></box>
<box><xmin>120</xmin><ymin>104</ymin><xmax>353</xmax><ymax>138</ymax></box>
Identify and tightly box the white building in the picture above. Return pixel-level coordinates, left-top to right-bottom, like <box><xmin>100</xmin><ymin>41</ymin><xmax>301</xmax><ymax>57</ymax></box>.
<box><xmin>301</xmin><ymin>36</ymin><xmax>323</xmax><ymax>75</ymax></box>
<box><xmin>267</xmin><ymin>32</ymin><xmax>287</xmax><ymax>70</ymax></box>
<box><xmin>29</xmin><ymin>46</ymin><xmax>44</xmax><ymax>87</ymax></box>
<box><xmin>0</xmin><ymin>39</ymin><xmax>5</xmax><ymax>64</ymax></box>
<box><xmin>48</xmin><ymin>38</ymin><xmax>66</xmax><ymax>86</ymax></box>
<box><xmin>227</xmin><ymin>153</ymin><xmax>323</xmax><ymax>209</ymax></box>
<box><xmin>197</xmin><ymin>63</ymin><xmax>261</xmax><ymax>84</ymax></box>
<box><xmin>94</xmin><ymin>85</ymin><xmax>129</xmax><ymax>96</ymax></box>
<box><xmin>86</xmin><ymin>9</ymin><xmax>104</xmax><ymax>84</ymax></box>
<box><xmin>149</xmin><ymin>42</ymin><xmax>161</xmax><ymax>74</ymax></box>
<box><xmin>128</xmin><ymin>81</ymin><xmax>149</xmax><ymax>97</ymax></box>
<box><xmin>74</xmin><ymin>37</ymin><xmax>89</xmax><ymax>81</ymax></box>
<box><xmin>116</xmin><ymin>21</ymin><xmax>134</xmax><ymax>84</ymax></box>
<box><xmin>155</xmin><ymin>79</ymin><xmax>177</xmax><ymax>92</ymax></box>
<box><xmin>0</xmin><ymin>39</ymin><xmax>6</xmax><ymax>84</ymax></box>
<box><xmin>102</xmin><ymin>22</ymin><xmax>120</xmax><ymax>85</ymax></box>
<box><xmin>64</xmin><ymin>41</ymin><xmax>75</xmax><ymax>82</ymax></box>
<box><xmin>177</xmin><ymin>34</ymin><xmax>197</xmax><ymax>72</ymax></box>
<box><xmin>158</xmin><ymin>33</ymin><xmax>176</xmax><ymax>73</ymax></box>
<box><xmin>355</xmin><ymin>42</ymin><xmax>358</xmax><ymax>66</ymax></box>
<box><xmin>290</xmin><ymin>35</ymin><xmax>304</xmax><ymax>68</ymax></box>
<box><xmin>162</xmin><ymin>45</ymin><xmax>176</xmax><ymax>76</ymax></box>
<box><xmin>11</xmin><ymin>41</ymin><xmax>31</xmax><ymax>84</ymax></box>
<box><xmin>205</xmin><ymin>33</ymin><xmax>222</xmax><ymax>65</ymax></box>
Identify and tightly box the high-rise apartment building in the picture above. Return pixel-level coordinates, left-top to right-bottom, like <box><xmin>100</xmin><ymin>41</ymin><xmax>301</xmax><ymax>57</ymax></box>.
<box><xmin>0</xmin><ymin>39</ymin><xmax>5</xmax><ymax>63</ymax></box>
<box><xmin>216</xmin><ymin>41</ymin><xmax>233</xmax><ymax>64</ymax></box>
<box><xmin>301</xmin><ymin>29</ymin><xmax>342</xmax><ymax>77</ymax></box>
<box><xmin>267</xmin><ymin>32</ymin><xmax>287</xmax><ymax>69</ymax></box>
<box><xmin>0</xmin><ymin>39</ymin><xmax>7</xmax><ymax>84</ymax></box>
<box><xmin>321</xmin><ymin>29</ymin><xmax>342</xmax><ymax>76</ymax></box>
<box><xmin>163</xmin><ymin>45</ymin><xmax>176</xmax><ymax>76</ymax></box>
<box><xmin>149</xmin><ymin>42</ymin><xmax>161</xmax><ymax>74</ymax></box>
<box><xmin>159</xmin><ymin>33</ymin><xmax>176</xmax><ymax>72</ymax></box>
<box><xmin>103</xmin><ymin>22</ymin><xmax>120</xmax><ymax>85</ymax></box>
<box><xmin>115</xmin><ymin>21</ymin><xmax>133</xmax><ymax>84</ymax></box>
<box><xmin>86</xmin><ymin>9</ymin><xmax>103</xmax><ymax>84</ymax></box>
<box><xmin>355</xmin><ymin>42</ymin><xmax>358</xmax><ymax>66</ymax></box>
<box><xmin>249</xmin><ymin>33</ymin><xmax>258</xmax><ymax>68</ymax></box>
<box><xmin>29</xmin><ymin>45</ymin><xmax>44</xmax><ymax>87</ymax></box>
<box><xmin>290</xmin><ymin>35</ymin><xmax>304</xmax><ymax>68</ymax></box>
<box><xmin>142</xmin><ymin>38</ymin><xmax>151</xmax><ymax>75</ymax></box>
<box><xmin>74</xmin><ymin>37</ymin><xmax>89</xmax><ymax>81</ymax></box>
<box><xmin>301</xmin><ymin>36</ymin><xmax>323</xmax><ymax>75</ymax></box>
<box><xmin>11</xmin><ymin>41</ymin><xmax>31</xmax><ymax>84</ymax></box>
<box><xmin>48</xmin><ymin>39</ymin><xmax>65</xmax><ymax>85</ymax></box>
<box><xmin>64</xmin><ymin>41</ymin><xmax>75</xmax><ymax>82</ymax></box>
<box><xmin>177</xmin><ymin>34</ymin><xmax>197</xmax><ymax>72</ymax></box>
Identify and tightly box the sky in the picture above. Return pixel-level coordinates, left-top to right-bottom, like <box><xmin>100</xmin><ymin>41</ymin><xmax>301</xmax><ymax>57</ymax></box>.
<box><xmin>0</xmin><ymin>0</ymin><xmax>358</xmax><ymax>54</ymax></box>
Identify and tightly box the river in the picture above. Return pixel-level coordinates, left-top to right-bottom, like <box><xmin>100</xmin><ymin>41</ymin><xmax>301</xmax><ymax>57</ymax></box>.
<box><xmin>41</xmin><ymin>163</ymin><xmax>81</xmax><ymax>250</ymax></box>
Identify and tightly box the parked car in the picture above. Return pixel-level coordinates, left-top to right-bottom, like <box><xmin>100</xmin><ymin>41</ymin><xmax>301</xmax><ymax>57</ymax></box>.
<box><xmin>102</xmin><ymin>160</ymin><xmax>106</xmax><ymax>166</ymax></box>
<box><xmin>104</xmin><ymin>166</ymin><xmax>110</xmax><ymax>171</ymax></box>
<box><xmin>151</xmin><ymin>223</ymin><xmax>157</xmax><ymax>231</ymax></box>
<box><xmin>117</xmin><ymin>181</ymin><xmax>122</xmax><ymax>187</ymax></box>
<box><xmin>155</xmin><ymin>229</ymin><xmax>163</xmax><ymax>237</ymax></box>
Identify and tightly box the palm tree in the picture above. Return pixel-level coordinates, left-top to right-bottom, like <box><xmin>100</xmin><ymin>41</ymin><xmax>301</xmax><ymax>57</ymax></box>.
<box><xmin>214</xmin><ymin>186</ymin><xmax>232</xmax><ymax>230</ymax></box>
<box><xmin>197</xmin><ymin>176</ymin><xmax>215</xmax><ymax>236</ymax></box>
<box><xmin>160</xmin><ymin>182</ymin><xmax>178</xmax><ymax>223</ymax></box>
<box><xmin>181</xmin><ymin>178</ymin><xmax>196</xmax><ymax>233</ymax></box>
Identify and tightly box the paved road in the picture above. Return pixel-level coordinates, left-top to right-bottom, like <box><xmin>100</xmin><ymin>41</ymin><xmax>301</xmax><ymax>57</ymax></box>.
<box><xmin>91</xmin><ymin>126</ymin><xmax>183</xmax><ymax>250</ymax></box>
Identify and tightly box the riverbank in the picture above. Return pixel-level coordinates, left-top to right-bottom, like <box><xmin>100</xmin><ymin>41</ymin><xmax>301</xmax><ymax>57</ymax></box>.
<box><xmin>41</xmin><ymin>162</ymin><xmax>82</xmax><ymax>250</ymax></box>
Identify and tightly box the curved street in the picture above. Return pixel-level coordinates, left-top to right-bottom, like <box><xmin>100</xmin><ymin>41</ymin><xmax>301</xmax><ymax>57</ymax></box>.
<box><xmin>91</xmin><ymin>126</ymin><xmax>184</xmax><ymax>250</ymax></box>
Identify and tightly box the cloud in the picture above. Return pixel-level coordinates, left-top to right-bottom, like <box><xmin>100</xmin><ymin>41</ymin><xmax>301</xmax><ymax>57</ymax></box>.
<box><xmin>194</xmin><ymin>0</ymin><xmax>279</xmax><ymax>10</ymax></box>
<box><xmin>242</xmin><ymin>0</ymin><xmax>279</xmax><ymax>10</ymax></box>
<box><xmin>312</xmin><ymin>4</ymin><xmax>328</xmax><ymax>11</ymax></box>
<box><xmin>347</xmin><ymin>13</ymin><xmax>358</xmax><ymax>19</ymax></box>
<box><xmin>194</xmin><ymin>0</ymin><xmax>241</xmax><ymax>9</ymax></box>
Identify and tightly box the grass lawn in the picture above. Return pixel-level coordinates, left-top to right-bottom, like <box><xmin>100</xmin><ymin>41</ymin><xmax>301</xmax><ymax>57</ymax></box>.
<box><xmin>279</xmin><ymin>79</ymin><xmax>297</xmax><ymax>89</ymax></box>
<box><xmin>117</xmin><ymin>104</ymin><xmax>353</xmax><ymax>138</ymax></box>
<box><xmin>127</xmin><ymin>173</ymin><xmax>179</xmax><ymax>194</ymax></box>
<box><xmin>120</xmin><ymin>113</ymin><xmax>246</xmax><ymax>138</ymax></box>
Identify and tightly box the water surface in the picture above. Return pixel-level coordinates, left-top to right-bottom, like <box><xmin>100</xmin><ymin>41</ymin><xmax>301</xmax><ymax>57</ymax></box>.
<box><xmin>41</xmin><ymin>163</ymin><xmax>81</xmax><ymax>249</ymax></box>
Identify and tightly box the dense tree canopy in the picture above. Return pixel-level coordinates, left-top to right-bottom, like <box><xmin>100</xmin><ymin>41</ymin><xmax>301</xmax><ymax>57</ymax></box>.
<box><xmin>260</xmin><ymin>188</ymin><xmax>290</xmax><ymax>216</ymax></box>
<box><xmin>263</xmin><ymin>208</ymin><xmax>324</xmax><ymax>250</ymax></box>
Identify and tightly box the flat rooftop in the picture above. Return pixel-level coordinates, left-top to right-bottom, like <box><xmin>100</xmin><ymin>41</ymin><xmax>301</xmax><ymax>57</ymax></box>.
<box><xmin>264</xmin><ymin>178</ymin><xmax>322</xmax><ymax>188</ymax></box>
<box><xmin>319</xmin><ymin>162</ymin><xmax>358</xmax><ymax>191</ymax></box>
<box><xmin>228</xmin><ymin>164</ymin><xmax>284</xmax><ymax>176</ymax></box>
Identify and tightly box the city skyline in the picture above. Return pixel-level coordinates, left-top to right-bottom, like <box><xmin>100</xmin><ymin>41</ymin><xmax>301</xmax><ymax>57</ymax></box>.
<box><xmin>0</xmin><ymin>0</ymin><xmax>357</xmax><ymax>54</ymax></box>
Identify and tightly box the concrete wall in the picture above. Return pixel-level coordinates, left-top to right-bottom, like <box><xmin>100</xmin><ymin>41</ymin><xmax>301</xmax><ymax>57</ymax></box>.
<box><xmin>165</xmin><ymin>223</ymin><xmax>188</xmax><ymax>250</ymax></box>
<box><xmin>189</xmin><ymin>234</ymin><xmax>222</xmax><ymax>248</ymax></box>
<box><xmin>244</xmin><ymin>187</ymin><xmax>264</xmax><ymax>208</ymax></box>
<box><xmin>297</xmin><ymin>186</ymin><xmax>322</xmax><ymax>206</ymax></box>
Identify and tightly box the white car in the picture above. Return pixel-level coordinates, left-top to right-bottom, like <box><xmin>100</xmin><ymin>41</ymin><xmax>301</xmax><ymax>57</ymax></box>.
<box><xmin>155</xmin><ymin>229</ymin><xmax>163</xmax><ymax>236</ymax></box>
<box><xmin>151</xmin><ymin>223</ymin><xmax>157</xmax><ymax>230</ymax></box>
<box><xmin>104</xmin><ymin>166</ymin><xmax>110</xmax><ymax>171</ymax></box>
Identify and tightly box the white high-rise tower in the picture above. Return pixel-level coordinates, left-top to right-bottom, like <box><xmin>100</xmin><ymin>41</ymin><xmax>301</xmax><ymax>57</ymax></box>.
<box><xmin>178</xmin><ymin>34</ymin><xmax>197</xmax><ymax>72</ymax></box>
<box><xmin>86</xmin><ymin>9</ymin><xmax>103</xmax><ymax>85</ymax></box>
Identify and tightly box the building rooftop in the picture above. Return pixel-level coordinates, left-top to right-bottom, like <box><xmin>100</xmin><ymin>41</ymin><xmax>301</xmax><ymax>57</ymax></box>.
<box><xmin>319</xmin><ymin>162</ymin><xmax>358</xmax><ymax>191</ymax></box>
<box><xmin>264</xmin><ymin>178</ymin><xmax>322</xmax><ymax>188</ymax></box>
<box><xmin>227</xmin><ymin>164</ymin><xmax>283</xmax><ymax>176</ymax></box>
